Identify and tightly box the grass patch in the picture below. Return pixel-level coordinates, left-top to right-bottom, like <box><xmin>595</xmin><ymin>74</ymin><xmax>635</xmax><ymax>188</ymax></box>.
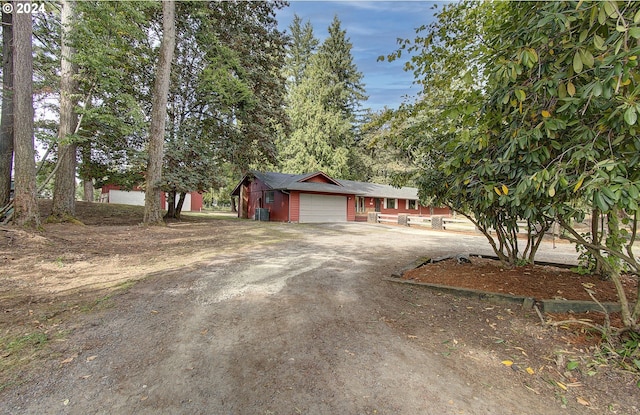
<box><xmin>0</xmin><ymin>331</ymin><xmax>50</xmax><ymax>392</ymax></box>
<box><xmin>79</xmin><ymin>280</ymin><xmax>138</xmax><ymax>312</ymax></box>
<box><xmin>2</xmin><ymin>331</ymin><xmax>48</xmax><ymax>356</ymax></box>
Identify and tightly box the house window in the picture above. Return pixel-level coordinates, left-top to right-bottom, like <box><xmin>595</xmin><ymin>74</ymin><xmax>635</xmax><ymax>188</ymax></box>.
<box><xmin>385</xmin><ymin>198</ymin><xmax>397</xmax><ymax>209</ymax></box>
<box><xmin>265</xmin><ymin>191</ymin><xmax>275</xmax><ymax>204</ymax></box>
<box><xmin>356</xmin><ymin>197</ymin><xmax>365</xmax><ymax>213</ymax></box>
<box><xmin>407</xmin><ymin>200</ymin><xmax>417</xmax><ymax>210</ymax></box>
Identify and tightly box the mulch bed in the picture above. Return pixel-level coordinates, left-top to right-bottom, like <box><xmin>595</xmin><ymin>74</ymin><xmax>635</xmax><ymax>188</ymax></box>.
<box><xmin>402</xmin><ymin>257</ymin><xmax>637</xmax><ymax>303</ymax></box>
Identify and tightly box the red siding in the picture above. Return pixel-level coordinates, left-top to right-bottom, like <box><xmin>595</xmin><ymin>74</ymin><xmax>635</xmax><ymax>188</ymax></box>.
<box><xmin>290</xmin><ymin>191</ymin><xmax>300</xmax><ymax>222</ymax></box>
<box><xmin>245</xmin><ymin>178</ymin><xmax>271</xmax><ymax>220</ymax></box>
<box><xmin>239</xmin><ymin>174</ymin><xmax>451</xmax><ymax>222</ymax></box>
<box><xmin>356</xmin><ymin>196</ymin><xmax>450</xmax><ymax>217</ymax></box>
<box><xmin>305</xmin><ymin>176</ymin><xmax>334</xmax><ymax>184</ymax></box>
<box><xmin>346</xmin><ymin>195</ymin><xmax>356</xmax><ymax>221</ymax></box>
<box><xmin>191</xmin><ymin>192</ymin><xmax>203</xmax><ymax>211</ymax></box>
<box><xmin>264</xmin><ymin>190</ymin><xmax>289</xmax><ymax>222</ymax></box>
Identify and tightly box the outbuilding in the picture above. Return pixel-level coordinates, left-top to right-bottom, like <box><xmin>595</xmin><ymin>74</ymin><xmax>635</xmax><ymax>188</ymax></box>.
<box><xmin>231</xmin><ymin>171</ymin><xmax>449</xmax><ymax>223</ymax></box>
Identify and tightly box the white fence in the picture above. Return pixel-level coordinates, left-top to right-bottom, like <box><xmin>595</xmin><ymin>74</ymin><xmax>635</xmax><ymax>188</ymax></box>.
<box><xmin>372</xmin><ymin>213</ymin><xmax>464</xmax><ymax>230</ymax></box>
<box><xmin>376</xmin><ymin>213</ymin><xmax>546</xmax><ymax>234</ymax></box>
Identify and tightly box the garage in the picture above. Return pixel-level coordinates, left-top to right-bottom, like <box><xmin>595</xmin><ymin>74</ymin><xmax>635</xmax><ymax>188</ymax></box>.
<box><xmin>299</xmin><ymin>193</ymin><xmax>347</xmax><ymax>223</ymax></box>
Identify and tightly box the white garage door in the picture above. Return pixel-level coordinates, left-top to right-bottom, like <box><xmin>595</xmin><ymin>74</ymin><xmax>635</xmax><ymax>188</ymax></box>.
<box><xmin>299</xmin><ymin>193</ymin><xmax>347</xmax><ymax>223</ymax></box>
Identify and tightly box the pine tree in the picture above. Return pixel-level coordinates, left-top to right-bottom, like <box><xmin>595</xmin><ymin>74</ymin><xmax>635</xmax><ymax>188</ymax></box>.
<box><xmin>0</xmin><ymin>11</ymin><xmax>13</xmax><ymax>208</ymax></box>
<box><xmin>50</xmin><ymin>0</ymin><xmax>79</xmax><ymax>221</ymax></box>
<box><xmin>12</xmin><ymin>2</ymin><xmax>40</xmax><ymax>227</ymax></box>
<box><xmin>279</xmin><ymin>15</ymin><xmax>367</xmax><ymax>179</ymax></box>
<box><xmin>284</xmin><ymin>14</ymin><xmax>318</xmax><ymax>89</ymax></box>
<box><xmin>315</xmin><ymin>15</ymin><xmax>367</xmax><ymax>119</ymax></box>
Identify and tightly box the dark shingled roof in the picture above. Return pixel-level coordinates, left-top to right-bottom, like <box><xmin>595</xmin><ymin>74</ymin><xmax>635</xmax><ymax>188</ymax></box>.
<box><xmin>244</xmin><ymin>171</ymin><xmax>419</xmax><ymax>200</ymax></box>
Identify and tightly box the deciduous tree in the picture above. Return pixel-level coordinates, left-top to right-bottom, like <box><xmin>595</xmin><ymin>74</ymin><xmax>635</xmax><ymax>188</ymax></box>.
<box><xmin>387</xmin><ymin>0</ymin><xmax>640</xmax><ymax>332</ymax></box>
<box><xmin>143</xmin><ymin>0</ymin><xmax>174</xmax><ymax>225</ymax></box>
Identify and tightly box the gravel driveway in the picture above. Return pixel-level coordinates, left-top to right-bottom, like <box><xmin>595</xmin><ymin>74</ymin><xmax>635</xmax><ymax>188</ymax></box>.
<box><xmin>2</xmin><ymin>223</ymin><xmax>583</xmax><ymax>415</ymax></box>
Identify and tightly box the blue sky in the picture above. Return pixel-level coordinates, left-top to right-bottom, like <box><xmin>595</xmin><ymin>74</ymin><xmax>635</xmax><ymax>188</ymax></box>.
<box><xmin>276</xmin><ymin>1</ymin><xmax>441</xmax><ymax>112</ymax></box>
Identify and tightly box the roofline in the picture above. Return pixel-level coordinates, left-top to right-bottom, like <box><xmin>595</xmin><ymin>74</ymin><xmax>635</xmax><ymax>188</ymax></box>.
<box><xmin>297</xmin><ymin>171</ymin><xmax>343</xmax><ymax>187</ymax></box>
<box><xmin>231</xmin><ymin>170</ymin><xmax>420</xmax><ymax>200</ymax></box>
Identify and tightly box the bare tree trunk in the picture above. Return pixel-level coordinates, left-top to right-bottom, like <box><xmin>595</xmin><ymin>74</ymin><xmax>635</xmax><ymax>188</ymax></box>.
<box><xmin>164</xmin><ymin>190</ymin><xmax>176</xmax><ymax>219</ymax></box>
<box><xmin>0</xmin><ymin>11</ymin><xmax>14</xmax><ymax>207</ymax></box>
<box><xmin>83</xmin><ymin>179</ymin><xmax>94</xmax><ymax>202</ymax></box>
<box><xmin>175</xmin><ymin>192</ymin><xmax>186</xmax><ymax>219</ymax></box>
<box><xmin>12</xmin><ymin>2</ymin><xmax>40</xmax><ymax>227</ymax></box>
<box><xmin>78</xmin><ymin>139</ymin><xmax>94</xmax><ymax>202</ymax></box>
<box><xmin>143</xmin><ymin>0</ymin><xmax>175</xmax><ymax>225</ymax></box>
<box><xmin>51</xmin><ymin>0</ymin><xmax>79</xmax><ymax>220</ymax></box>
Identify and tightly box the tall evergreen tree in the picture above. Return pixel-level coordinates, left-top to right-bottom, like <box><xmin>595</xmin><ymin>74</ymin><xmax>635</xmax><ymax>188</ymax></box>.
<box><xmin>12</xmin><ymin>1</ymin><xmax>40</xmax><ymax>227</ymax></box>
<box><xmin>284</xmin><ymin>14</ymin><xmax>318</xmax><ymax>89</ymax></box>
<box><xmin>51</xmin><ymin>0</ymin><xmax>79</xmax><ymax>221</ymax></box>
<box><xmin>279</xmin><ymin>15</ymin><xmax>367</xmax><ymax>179</ymax></box>
<box><xmin>0</xmin><ymin>11</ymin><xmax>13</xmax><ymax>208</ymax></box>
<box><xmin>316</xmin><ymin>15</ymin><xmax>367</xmax><ymax>119</ymax></box>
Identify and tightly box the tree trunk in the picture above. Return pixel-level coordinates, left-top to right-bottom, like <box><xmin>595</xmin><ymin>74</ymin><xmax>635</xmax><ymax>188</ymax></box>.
<box><xmin>164</xmin><ymin>190</ymin><xmax>176</xmax><ymax>219</ymax></box>
<box><xmin>51</xmin><ymin>0</ymin><xmax>79</xmax><ymax>221</ymax></box>
<box><xmin>231</xmin><ymin>196</ymin><xmax>237</xmax><ymax>213</ymax></box>
<box><xmin>12</xmin><ymin>2</ymin><xmax>40</xmax><ymax>227</ymax></box>
<box><xmin>143</xmin><ymin>0</ymin><xmax>175</xmax><ymax>225</ymax></box>
<box><xmin>83</xmin><ymin>179</ymin><xmax>94</xmax><ymax>202</ymax></box>
<box><xmin>175</xmin><ymin>192</ymin><xmax>186</xmax><ymax>219</ymax></box>
<box><xmin>79</xmin><ymin>142</ymin><xmax>93</xmax><ymax>202</ymax></box>
<box><xmin>0</xmin><ymin>11</ymin><xmax>14</xmax><ymax>207</ymax></box>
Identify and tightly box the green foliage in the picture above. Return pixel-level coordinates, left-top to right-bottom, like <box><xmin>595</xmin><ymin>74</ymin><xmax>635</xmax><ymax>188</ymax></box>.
<box><xmin>387</xmin><ymin>0</ymin><xmax>640</xmax><ymax>331</ymax></box>
<box><xmin>278</xmin><ymin>15</ymin><xmax>368</xmax><ymax>180</ymax></box>
<box><xmin>284</xmin><ymin>14</ymin><xmax>319</xmax><ymax>89</ymax></box>
<box><xmin>68</xmin><ymin>1</ymin><xmax>155</xmax><ymax>187</ymax></box>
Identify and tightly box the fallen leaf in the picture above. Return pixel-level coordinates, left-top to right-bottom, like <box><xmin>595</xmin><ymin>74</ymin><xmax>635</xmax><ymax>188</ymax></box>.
<box><xmin>200</xmin><ymin>329</ymin><xmax>208</xmax><ymax>335</ymax></box>
<box><xmin>526</xmin><ymin>367</ymin><xmax>535</xmax><ymax>375</ymax></box>
<box><xmin>86</xmin><ymin>355</ymin><xmax>97</xmax><ymax>362</ymax></box>
<box><xmin>150</xmin><ymin>310</ymin><xmax>159</xmax><ymax>314</ymax></box>
<box><xmin>502</xmin><ymin>360</ymin><xmax>514</xmax><ymax>367</ymax></box>
<box><xmin>61</xmin><ymin>356</ymin><xmax>76</xmax><ymax>364</ymax></box>
<box><xmin>576</xmin><ymin>397</ymin><xmax>590</xmax><ymax>406</ymax></box>
<box><xmin>63</xmin><ymin>399</ymin><xmax>70</xmax><ymax>406</ymax></box>
<box><xmin>556</xmin><ymin>381</ymin><xmax>568</xmax><ymax>391</ymax></box>
<box><xmin>407</xmin><ymin>335</ymin><xmax>418</xmax><ymax>339</ymax></box>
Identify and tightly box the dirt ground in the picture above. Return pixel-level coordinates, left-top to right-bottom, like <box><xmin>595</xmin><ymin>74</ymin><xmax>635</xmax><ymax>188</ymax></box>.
<box><xmin>1</xmin><ymin>201</ymin><xmax>639</xmax><ymax>414</ymax></box>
